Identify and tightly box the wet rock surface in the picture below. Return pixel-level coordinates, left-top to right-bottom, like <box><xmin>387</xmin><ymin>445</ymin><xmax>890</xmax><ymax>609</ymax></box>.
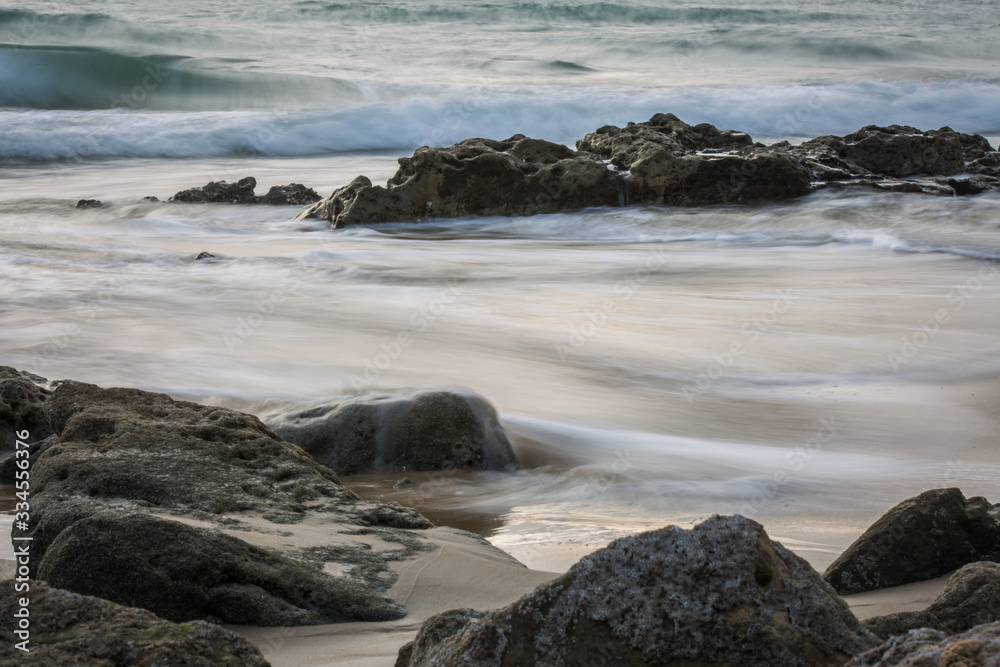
<box><xmin>300</xmin><ymin>115</ymin><xmax>997</xmax><ymax>227</ymax></box>
<box><xmin>824</xmin><ymin>488</ymin><xmax>1000</xmax><ymax>594</ymax></box>
<box><xmin>864</xmin><ymin>561</ymin><xmax>1000</xmax><ymax>639</ymax></box>
<box><xmin>265</xmin><ymin>390</ymin><xmax>518</xmax><ymax>475</ymax></box>
<box><xmin>396</xmin><ymin>515</ymin><xmax>878</xmax><ymax>667</ymax></box>
<box><xmin>0</xmin><ymin>580</ymin><xmax>271</xmax><ymax>666</ymax></box>
<box><xmin>0</xmin><ymin>366</ymin><xmax>51</xmax><ymax>458</ymax></box>
<box><xmin>847</xmin><ymin>621</ymin><xmax>1000</xmax><ymax>667</ymax></box>
<box><xmin>9</xmin><ymin>370</ymin><xmax>434</xmax><ymax>626</ymax></box>
<box><xmin>171</xmin><ymin>176</ymin><xmax>321</xmax><ymax>205</ymax></box>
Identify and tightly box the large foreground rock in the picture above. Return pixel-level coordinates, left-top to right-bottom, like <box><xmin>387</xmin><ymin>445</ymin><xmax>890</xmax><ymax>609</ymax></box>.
<box><xmin>297</xmin><ymin>135</ymin><xmax>621</xmax><ymax>227</ymax></box>
<box><xmin>396</xmin><ymin>515</ymin><xmax>878</xmax><ymax>666</ymax></box>
<box><xmin>11</xmin><ymin>372</ymin><xmax>433</xmax><ymax>626</ymax></box>
<box><xmin>265</xmin><ymin>390</ymin><xmax>518</xmax><ymax>475</ymax></box>
<box><xmin>37</xmin><ymin>511</ymin><xmax>403</xmax><ymax>625</ymax></box>
<box><xmin>824</xmin><ymin>489</ymin><xmax>1000</xmax><ymax>594</ymax></box>
<box><xmin>847</xmin><ymin>621</ymin><xmax>1000</xmax><ymax>667</ymax></box>
<box><xmin>0</xmin><ymin>580</ymin><xmax>270</xmax><ymax>666</ymax></box>
<box><xmin>864</xmin><ymin>562</ymin><xmax>1000</xmax><ymax>639</ymax></box>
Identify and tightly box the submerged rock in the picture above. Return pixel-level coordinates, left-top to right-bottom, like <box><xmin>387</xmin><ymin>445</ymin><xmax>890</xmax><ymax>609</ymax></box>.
<box><xmin>864</xmin><ymin>561</ymin><xmax>1000</xmax><ymax>639</ymax></box>
<box><xmin>0</xmin><ymin>581</ymin><xmax>270</xmax><ymax>666</ymax></box>
<box><xmin>74</xmin><ymin>198</ymin><xmax>102</xmax><ymax>209</ymax></box>
<box><xmin>37</xmin><ymin>511</ymin><xmax>404</xmax><ymax>625</ymax></box>
<box><xmin>397</xmin><ymin>515</ymin><xmax>878</xmax><ymax>667</ymax></box>
<box><xmin>297</xmin><ymin>135</ymin><xmax>621</xmax><ymax>227</ymax></box>
<box><xmin>824</xmin><ymin>488</ymin><xmax>1000</xmax><ymax>594</ymax></box>
<box><xmin>847</xmin><ymin>621</ymin><xmax>1000</xmax><ymax>667</ymax></box>
<box><xmin>265</xmin><ymin>390</ymin><xmax>518</xmax><ymax>475</ymax></box>
<box><xmin>170</xmin><ymin>177</ymin><xmax>321</xmax><ymax>205</ymax></box>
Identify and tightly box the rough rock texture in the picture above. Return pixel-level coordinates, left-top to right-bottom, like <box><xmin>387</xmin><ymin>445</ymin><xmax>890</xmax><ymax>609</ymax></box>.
<box><xmin>11</xmin><ymin>371</ymin><xmax>434</xmax><ymax>627</ymax></box>
<box><xmin>0</xmin><ymin>580</ymin><xmax>270</xmax><ymax>666</ymax></box>
<box><xmin>171</xmin><ymin>177</ymin><xmax>321</xmax><ymax>205</ymax></box>
<box><xmin>864</xmin><ymin>562</ymin><xmax>1000</xmax><ymax>639</ymax></box>
<box><xmin>847</xmin><ymin>621</ymin><xmax>1000</xmax><ymax>667</ymax></box>
<box><xmin>298</xmin><ymin>116</ymin><xmax>997</xmax><ymax>228</ymax></box>
<box><xmin>265</xmin><ymin>390</ymin><xmax>518</xmax><ymax>475</ymax></box>
<box><xmin>296</xmin><ymin>135</ymin><xmax>622</xmax><ymax>226</ymax></box>
<box><xmin>37</xmin><ymin>511</ymin><xmax>404</xmax><ymax>625</ymax></box>
<box><xmin>824</xmin><ymin>489</ymin><xmax>1000</xmax><ymax>594</ymax></box>
<box><xmin>74</xmin><ymin>198</ymin><xmax>102</xmax><ymax>209</ymax></box>
<box><xmin>396</xmin><ymin>515</ymin><xmax>879</xmax><ymax>667</ymax></box>
<box><xmin>0</xmin><ymin>366</ymin><xmax>50</xmax><ymax>456</ymax></box>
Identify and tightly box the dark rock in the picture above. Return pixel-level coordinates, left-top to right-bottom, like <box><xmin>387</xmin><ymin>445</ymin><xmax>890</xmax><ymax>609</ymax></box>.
<box><xmin>577</xmin><ymin>113</ymin><xmax>811</xmax><ymax>205</ymax></box>
<box><xmin>142</xmin><ymin>195</ymin><xmax>159</xmax><ymax>201</ymax></box>
<box><xmin>397</xmin><ymin>515</ymin><xmax>878</xmax><ymax>667</ymax></box>
<box><xmin>393</xmin><ymin>477</ymin><xmax>415</xmax><ymax>489</ymax></box>
<box><xmin>864</xmin><ymin>561</ymin><xmax>1000</xmax><ymax>639</ymax></box>
<box><xmin>967</xmin><ymin>152</ymin><xmax>1000</xmax><ymax>177</ymax></box>
<box><xmin>74</xmin><ymin>199</ymin><xmax>102</xmax><ymax>209</ymax></box>
<box><xmin>265</xmin><ymin>390</ymin><xmax>518</xmax><ymax>475</ymax></box>
<box><xmin>296</xmin><ymin>136</ymin><xmax>621</xmax><ymax>227</ymax></box>
<box><xmin>0</xmin><ymin>580</ymin><xmax>270</xmax><ymax>666</ymax></box>
<box><xmin>171</xmin><ymin>176</ymin><xmax>259</xmax><ymax>204</ymax></box>
<box><xmin>801</xmin><ymin>126</ymin><xmax>966</xmax><ymax>178</ymax></box>
<box><xmin>194</xmin><ymin>251</ymin><xmax>217</xmax><ymax>260</ymax></box>
<box><xmin>37</xmin><ymin>510</ymin><xmax>404</xmax><ymax>625</ymax></box>
<box><xmin>257</xmin><ymin>183</ymin><xmax>322</xmax><ymax>205</ymax></box>
<box><xmin>874</xmin><ymin>179</ymin><xmax>955</xmax><ymax>196</ymax></box>
<box><xmin>824</xmin><ymin>488</ymin><xmax>1000</xmax><ymax>594</ymax></box>
<box><xmin>0</xmin><ymin>367</ymin><xmax>51</xmax><ymax>456</ymax></box>
<box><xmin>846</xmin><ymin>621</ymin><xmax>1000</xmax><ymax>667</ymax></box>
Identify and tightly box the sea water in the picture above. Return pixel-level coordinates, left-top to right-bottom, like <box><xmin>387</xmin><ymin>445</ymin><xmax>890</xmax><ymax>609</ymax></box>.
<box><xmin>2</xmin><ymin>0</ymin><xmax>1000</xmax><ymax>570</ymax></box>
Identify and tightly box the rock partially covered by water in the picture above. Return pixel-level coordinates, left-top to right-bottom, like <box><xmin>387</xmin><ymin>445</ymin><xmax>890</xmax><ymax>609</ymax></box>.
<box><xmin>37</xmin><ymin>510</ymin><xmax>404</xmax><ymax>625</ymax></box>
<box><xmin>296</xmin><ymin>135</ymin><xmax>621</xmax><ymax>227</ymax></box>
<box><xmin>800</xmin><ymin>125</ymin><xmax>966</xmax><ymax>178</ymax></box>
<box><xmin>847</xmin><ymin>622</ymin><xmax>1000</xmax><ymax>667</ymax></box>
<box><xmin>397</xmin><ymin>515</ymin><xmax>878</xmax><ymax>667</ymax></box>
<box><xmin>824</xmin><ymin>488</ymin><xmax>1000</xmax><ymax>594</ymax></box>
<box><xmin>864</xmin><ymin>561</ymin><xmax>1000</xmax><ymax>639</ymax></box>
<box><xmin>0</xmin><ymin>580</ymin><xmax>271</xmax><ymax>666</ymax></box>
<box><xmin>576</xmin><ymin>113</ymin><xmax>812</xmax><ymax>206</ymax></box>
<box><xmin>171</xmin><ymin>177</ymin><xmax>321</xmax><ymax>205</ymax></box>
<box><xmin>266</xmin><ymin>390</ymin><xmax>518</xmax><ymax>475</ymax></box>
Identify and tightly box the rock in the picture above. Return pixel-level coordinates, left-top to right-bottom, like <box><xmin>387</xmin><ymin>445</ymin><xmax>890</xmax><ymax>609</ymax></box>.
<box><xmin>194</xmin><ymin>251</ymin><xmax>217</xmax><ymax>260</ymax></box>
<box><xmin>256</xmin><ymin>183</ymin><xmax>322</xmax><ymax>205</ymax></box>
<box><xmin>0</xmin><ymin>580</ymin><xmax>270</xmax><ymax>666</ymax></box>
<box><xmin>11</xmin><ymin>371</ymin><xmax>436</xmax><ymax>627</ymax></box>
<box><xmin>142</xmin><ymin>195</ymin><xmax>159</xmax><ymax>202</ymax></box>
<box><xmin>800</xmin><ymin>126</ymin><xmax>966</xmax><ymax>178</ymax></box>
<box><xmin>265</xmin><ymin>390</ymin><xmax>518</xmax><ymax>475</ymax></box>
<box><xmin>0</xmin><ymin>367</ymin><xmax>51</xmax><ymax>456</ymax></box>
<box><xmin>576</xmin><ymin>113</ymin><xmax>812</xmax><ymax>205</ymax></box>
<box><xmin>397</xmin><ymin>515</ymin><xmax>878</xmax><ymax>666</ymax></box>
<box><xmin>864</xmin><ymin>561</ymin><xmax>1000</xmax><ymax>639</ymax></box>
<box><xmin>394</xmin><ymin>477</ymin><xmax>415</xmax><ymax>489</ymax></box>
<box><xmin>37</xmin><ymin>510</ymin><xmax>404</xmax><ymax>625</ymax></box>
<box><xmin>824</xmin><ymin>488</ymin><xmax>1000</xmax><ymax>594</ymax></box>
<box><xmin>74</xmin><ymin>198</ymin><xmax>102</xmax><ymax>209</ymax></box>
<box><xmin>296</xmin><ymin>135</ymin><xmax>621</xmax><ymax>226</ymax></box>
<box><xmin>967</xmin><ymin>152</ymin><xmax>1000</xmax><ymax>177</ymax></box>
<box><xmin>171</xmin><ymin>176</ymin><xmax>259</xmax><ymax>204</ymax></box>
<box><xmin>846</xmin><ymin>621</ymin><xmax>1000</xmax><ymax>667</ymax></box>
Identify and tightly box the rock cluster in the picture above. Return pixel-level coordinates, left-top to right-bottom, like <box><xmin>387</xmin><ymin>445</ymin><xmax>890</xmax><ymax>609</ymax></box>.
<box><xmin>298</xmin><ymin>115</ymin><xmax>998</xmax><ymax>227</ymax></box>
<box><xmin>396</xmin><ymin>515</ymin><xmax>878</xmax><ymax>667</ymax></box>
<box><xmin>847</xmin><ymin>622</ymin><xmax>1000</xmax><ymax>667</ymax></box>
<box><xmin>6</xmin><ymin>368</ymin><xmax>432</xmax><ymax>627</ymax></box>
<box><xmin>824</xmin><ymin>488</ymin><xmax>1000</xmax><ymax>594</ymax></box>
<box><xmin>0</xmin><ymin>581</ymin><xmax>270</xmax><ymax>666</ymax></box>
<box><xmin>171</xmin><ymin>176</ymin><xmax>321</xmax><ymax>205</ymax></box>
<box><xmin>264</xmin><ymin>390</ymin><xmax>518</xmax><ymax>475</ymax></box>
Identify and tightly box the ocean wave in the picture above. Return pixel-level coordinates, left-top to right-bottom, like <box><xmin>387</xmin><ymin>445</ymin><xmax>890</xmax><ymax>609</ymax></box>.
<box><xmin>0</xmin><ymin>43</ymin><xmax>363</xmax><ymax>111</ymax></box>
<box><xmin>2</xmin><ymin>79</ymin><xmax>998</xmax><ymax>162</ymax></box>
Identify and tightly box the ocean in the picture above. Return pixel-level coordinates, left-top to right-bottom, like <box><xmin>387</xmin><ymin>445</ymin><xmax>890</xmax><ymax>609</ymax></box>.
<box><xmin>2</xmin><ymin>0</ymin><xmax>1000</xmax><ymax>570</ymax></box>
